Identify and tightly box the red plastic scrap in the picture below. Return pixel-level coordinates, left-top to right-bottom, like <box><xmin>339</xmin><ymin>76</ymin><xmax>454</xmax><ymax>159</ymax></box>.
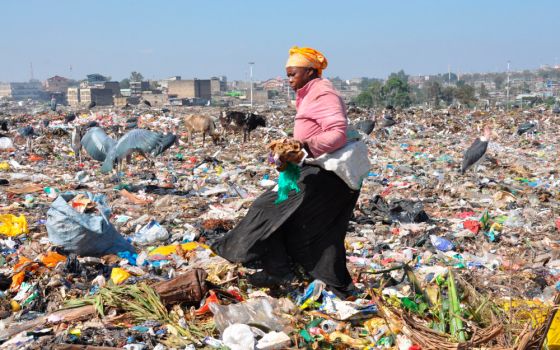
<box><xmin>381</xmin><ymin>258</ymin><xmax>395</xmax><ymax>266</ymax></box>
<box><xmin>463</xmin><ymin>220</ymin><xmax>481</xmax><ymax>234</ymax></box>
<box><xmin>456</xmin><ymin>211</ymin><xmax>476</xmax><ymax>219</ymax></box>
<box><xmin>195</xmin><ymin>290</ymin><xmax>219</xmax><ymax>316</ymax></box>
<box><xmin>556</xmin><ymin>218</ymin><xmax>560</xmax><ymax>232</ymax></box>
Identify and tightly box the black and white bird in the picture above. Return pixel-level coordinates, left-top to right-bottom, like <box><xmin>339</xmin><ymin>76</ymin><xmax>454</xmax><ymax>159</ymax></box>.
<box><xmin>461</xmin><ymin>126</ymin><xmax>497</xmax><ymax>175</ymax></box>
<box><xmin>100</xmin><ymin>129</ymin><xmax>176</xmax><ymax>173</ymax></box>
<box><xmin>0</xmin><ymin>120</ymin><xmax>8</xmax><ymax>132</ymax></box>
<box><xmin>142</xmin><ymin>100</ymin><xmax>152</xmax><ymax>107</ymax></box>
<box><xmin>64</xmin><ymin>113</ymin><xmax>77</xmax><ymax>124</ymax></box>
<box><xmin>378</xmin><ymin>114</ymin><xmax>397</xmax><ymax>128</ymax></box>
<box><xmin>70</xmin><ymin>126</ymin><xmax>84</xmax><ymax>162</ymax></box>
<box><xmin>17</xmin><ymin>126</ymin><xmax>36</xmax><ymax>151</ymax></box>
<box><xmin>516</xmin><ymin>121</ymin><xmax>537</xmax><ymax>136</ymax></box>
<box><xmin>85</xmin><ymin>121</ymin><xmax>99</xmax><ymax>129</ymax></box>
<box><xmin>354</xmin><ymin>114</ymin><xmax>376</xmax><ymax>135</ymax></box>
<box><xmin>88</xmin><ymin>101</ymin><xmax>97</xmax><ymax>109</ymax></box>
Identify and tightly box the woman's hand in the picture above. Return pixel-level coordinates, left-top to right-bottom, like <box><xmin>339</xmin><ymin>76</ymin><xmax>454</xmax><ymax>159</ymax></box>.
<box><xmin>267</xmin><ymin>138</ymin><xmax>307</xmax><ymax>171</ymax></box>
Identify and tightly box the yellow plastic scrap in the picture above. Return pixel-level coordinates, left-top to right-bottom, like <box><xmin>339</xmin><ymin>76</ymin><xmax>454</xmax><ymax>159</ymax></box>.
<box><xmin>364</xmin><ymin>316</ymin><xmax>402</xmax><ymax>335</ymax></box>
<box><xmin>148</xmin><ymin>242</ymin><xmax>210</xmax><ymax>256</ymax></box>
<box><xmin>500</xmin><ymin>299</ymin><xmax>549</xmax><ymax>327</ymax></box>
<box><xmin>328</xmin><ymin>332</ymin><xmax>369</xmax><ymax>348</ymax></box>
<box><xmin>68</xmin><ymin>328</ymin><xmax>82</xmax><ymax>337</ymax></box>
<box><xmin>0</xmin><ymin>214</ymin><xmax>29</xmax><ymax>236</ymax></box>
<box><xmin>547</xmin><ymin>310</ymin><xmax>560</xmax><ymax>350</ymax></box>
<box><xmin>0</xmin><ymin>163</ymin><xmax>9</xmax><ymax>171</ymax></box>
<box><xmin>110</xmin><ymin>267</ymin><xmax>131</xmax><ymax>285</ymax></box>
<box><xmin>10</xmin><ymin>300</ymin><xmax>21</xmax><ymax>312</ymax></box>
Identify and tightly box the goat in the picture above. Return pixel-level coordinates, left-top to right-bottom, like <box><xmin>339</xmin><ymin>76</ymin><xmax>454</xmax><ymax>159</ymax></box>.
<box><xmin>184</xmin><ymin>114</ymin><xmax>220</xmax><ymax>145</ymax></box>
<box><xmin>220</xmin><ymin>111</ymin><xmax>266</xmax><ymax>142</ymax></box>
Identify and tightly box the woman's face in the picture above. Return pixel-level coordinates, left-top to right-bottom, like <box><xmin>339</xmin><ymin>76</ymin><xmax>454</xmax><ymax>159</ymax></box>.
<box><xmin>286</xmin><ymin>66</ymin><xmax>314</xmax><ymax>91</ymax></box>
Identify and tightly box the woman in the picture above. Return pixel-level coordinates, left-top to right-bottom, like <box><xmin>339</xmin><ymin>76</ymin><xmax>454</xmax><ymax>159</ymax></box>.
<box><xmin>212</xmin><ymin>46</ymin><xmax>361</xmax><ymax>298</ymax></box>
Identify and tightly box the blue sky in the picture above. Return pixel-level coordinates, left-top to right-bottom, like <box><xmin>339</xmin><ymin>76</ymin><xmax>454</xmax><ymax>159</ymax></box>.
<box><xmin>1</xmin><ymin>0</ymin><xmax>559</xmax><ymax>82</ymax></box>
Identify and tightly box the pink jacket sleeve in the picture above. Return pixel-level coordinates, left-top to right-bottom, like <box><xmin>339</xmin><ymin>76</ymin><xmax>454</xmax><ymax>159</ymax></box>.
<box><xmin>305</xmin><ymin>92</ymin><xmax>347</xmax><ymax>157</ymax></box>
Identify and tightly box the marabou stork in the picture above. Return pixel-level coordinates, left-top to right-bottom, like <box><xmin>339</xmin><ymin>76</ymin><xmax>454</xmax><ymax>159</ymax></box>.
<box><xmin>17</xmin><ymin>126</ymin><xmax>36</xmax><ymax>152</ymax></box>
<box><xmin>80</xmin><ymin>127</ymin><xmax>116</xmax><ymax>162</ymax></box>
<box><xmin>100</xmin><ymin>129</ymin><xmax>176</xmax><ymax>174</ymax></box>
<box><xmin>354</xmin><ymin>114</ymin><xmax>376</xmax><ymax>135</ymax></box>
<box><xmin>461</xmin><ymin>126</ymin><xmax>498</xmax><ymax>175</ymax></box>
<box><xmin>517</xmin><ymin>121</ymin><xmax>537</xmax><ymax>136</ymax></box>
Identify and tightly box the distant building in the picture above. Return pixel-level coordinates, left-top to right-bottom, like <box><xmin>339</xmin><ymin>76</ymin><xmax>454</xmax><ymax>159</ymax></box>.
<box><xmin>67</xmin><ymin>87</ymin><xmax>80</xmax><ymax>107</ymax></box>
<box><xmin>210</xmin><ymin>77</ymin><xmax>221</xmax><ymax>95</ymax></box>
<box><xmin>250</xmin><ymin>89</ymin><xmax>269</xmax><ymax>105</ymax></box>
<box><xmin>262</xmin><ymin>78</ymin><xmax>284</xmax><ymax>91</ymax></box>
<box><xmin>168</xmin><ymin>79</ymin><xmax>211</xmax><ymax>100</ymax></box>
<box><xmin>87</xmin><ymin>74</ymin><xmax>108</xmax><ymax>85</ymax></box>
<box><xmin>0</xmin><ymin>81</ymin><xmax>44</xmax><ymax>100</ymax></box>
<box><xmin>130</xmin><ymin>81</ymin><xmax>150</xmax><ymax>96</ymax></box>
<box><xmin>44</xmin><ymin>76</ymin><xmax>70</xmax><ymax>93</ymax></box>
<box><xmin>141</xmin><ymin>91</ymin><xmax>166</xmax><ymax>106</ymax></box>
<box><xmin>103</xmin><ymin>81</ymin><xmax>121</xmax><ymax>97</ymax></box>
<box><xmin>80</xmin><ymin>88</ymin><xmax>113</xmax><ymax>106</ymax></box>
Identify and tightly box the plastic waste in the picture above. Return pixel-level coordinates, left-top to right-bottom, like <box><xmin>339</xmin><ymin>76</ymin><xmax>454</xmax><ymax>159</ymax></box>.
<box><xmin>430</xmin><ymin>235</ymin><xmax>455</xmax><ymax>252</ymax></box>
<box><xmin>44</xmin><ymin>187</ymin><xmax>60</xmax><ymax>199</ymax></box>
<box><xmin>0</xmin><ymin>214</ymin><xmax>29</xmax><ymax>237</ymax></box>
<box><xmin>547</xmin><ymin>308</ymin><xmax>560</xmax><ymax>350</ymax></box>
<box><xmin>132</xmin><ymin>220</ymin><xmax>169</xmax><ymax>244</ymax></box>
<box><xmin>222</xmin><ymin>323</ymin><xmax>255</xmax><ymax>350</ymax></box>
<box><xmin>209</xmin><ymin>297</ymin><xmax>295</xmax><ymax>333</ymax></box>
<box><xmin>110</xmin><ymin>267</ymin><xmax>131</xmax><ymax>285</ymax></box>
<box><xmin>256</xmin><ymin>331</ymin><xmax>291</xmax><ymax>350</ymax></box>
<box><xmin>0</xmin><ymin>137</ymin><xmax>14</xmax><ymax>150</ymax></box>
<box><xmin>39</xmin><ymin>251</ymin><xmax>66</xmax><ymax>268</ymax></box>
<box><xmin>297</xmin><ymin>279</ymin><xmax>326</xmax><ymax>309</ymax></box>
<box><xmin>148</xmin><ymin>242</ymin><xmax>210</xmax><ymax>256</ymax></box>
<box><xmin>46</xmin><ymin>193</ymin><xmax>135</xmax><ymax>257</ymax></box>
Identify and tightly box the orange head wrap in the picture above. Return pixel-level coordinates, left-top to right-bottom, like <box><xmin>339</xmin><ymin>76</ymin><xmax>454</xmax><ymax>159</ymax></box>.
<box><xmin>285</xmin><ymin>46</ymin><xmax>328</xmax><ymax>77</ymax></box>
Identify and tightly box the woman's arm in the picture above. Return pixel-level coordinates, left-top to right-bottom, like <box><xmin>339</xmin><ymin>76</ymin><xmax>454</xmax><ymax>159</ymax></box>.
<box><xmin>305</xmin><ymin>92</ymin><xmax>347</xmax><ymax>157</ymax></box>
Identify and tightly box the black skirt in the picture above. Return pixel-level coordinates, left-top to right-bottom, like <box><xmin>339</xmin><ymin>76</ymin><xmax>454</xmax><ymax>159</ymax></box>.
<box><xmin>212</xmin><ymin>164</ymin><xmax>360</xmax><ymax>294</ymax></box>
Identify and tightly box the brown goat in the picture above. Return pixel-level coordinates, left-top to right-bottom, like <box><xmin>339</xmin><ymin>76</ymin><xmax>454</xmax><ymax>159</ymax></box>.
<box><xmin>184</xmin><ymin>114</ymin><xmax>220</xmax><ymax>145</ymax></box>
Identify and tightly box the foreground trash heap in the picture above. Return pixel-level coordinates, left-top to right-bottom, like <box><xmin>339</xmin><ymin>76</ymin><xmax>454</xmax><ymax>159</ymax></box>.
<box><xmin>1</xmin><ymin>103</ymin><xmax>560</xmax><ymax>349</ymax></box>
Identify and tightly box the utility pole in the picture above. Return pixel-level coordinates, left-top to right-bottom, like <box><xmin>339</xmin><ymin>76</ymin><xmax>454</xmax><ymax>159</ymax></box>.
<box><xmin>249</xmin><ymin>62</ymin><xmax>254</xmax><ymax>108</ymax></box>
<box><xmin>506</xmin><ymin>61</ymin><xmax>510</xmax><ymax>112</ymax></box>
<box><xmin>30</xmin><ymin>62</ymin><xmax>34</xmax><ymax>81</ymax></box>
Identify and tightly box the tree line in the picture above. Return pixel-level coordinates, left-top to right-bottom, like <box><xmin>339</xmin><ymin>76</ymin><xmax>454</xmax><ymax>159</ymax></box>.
<box><xmin>353</xmin><ymin>68</ymin><xmax>559</xmax><ymax>109</ymax></box>
<box><xmin>353</xmin><ymin>70</ymin><xmax>478</xmax><ymax>108</ymax></box>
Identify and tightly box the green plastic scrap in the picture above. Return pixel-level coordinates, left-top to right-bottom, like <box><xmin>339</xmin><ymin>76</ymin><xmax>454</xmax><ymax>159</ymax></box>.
<box><xmin>400</xmin><ymin>297</ymin><xmax>419</xmax><ymax>313</ymax></box>
<box><xmin>299</xmin><ymin>329</ymin><xmax>313</xmax><ymax>343</ymax></box>
<box><xmin>376</xmin><ymin>335</ymin><xmax>394</xmax><ymax>346</ymax></box>
<box><xmin>275</xmin><ymin>162</ymin><xmax>301</xmax><ymax>204</ymax></box>
<box><xmin>479</xmin><ymin>210</ymin><xmax>490</xmax><ymax>230</ymax></box>
<box><xmin>307</xmin><ymin>318</ymin><xmax>324</xmax><ymax>329</ymax></box>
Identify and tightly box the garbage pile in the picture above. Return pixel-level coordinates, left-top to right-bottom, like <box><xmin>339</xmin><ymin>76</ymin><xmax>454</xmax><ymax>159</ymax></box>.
<box><xmin>0</xmin><ymin>103</ymin><xmax>560</xmax><ymax>349</ymax></box>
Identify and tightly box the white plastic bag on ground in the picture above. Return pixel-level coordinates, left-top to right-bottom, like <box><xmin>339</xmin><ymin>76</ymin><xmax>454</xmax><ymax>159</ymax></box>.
<box><xmin>222</xmin><ymin>323</ymin><xmax>255</xmax><ymax>350</ymax></box>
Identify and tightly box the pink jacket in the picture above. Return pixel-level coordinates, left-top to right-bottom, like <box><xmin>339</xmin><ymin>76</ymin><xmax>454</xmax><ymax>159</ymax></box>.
<box><xmin>293</xmin><ymin>78</ymin><xmax>347</xmax><ymax>157</ymax></box>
